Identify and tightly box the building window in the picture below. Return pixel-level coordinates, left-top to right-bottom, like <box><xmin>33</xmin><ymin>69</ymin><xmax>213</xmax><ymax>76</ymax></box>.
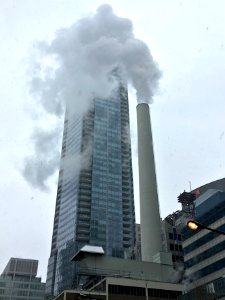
<box><xmin>173</xmin><ymin>227</ymin><xmax>177</xmax><ymax>240</ymax></box>
<box><xmin>170</xmin><ymin>244</ymin><xmax>174</xmax><ymax>251</ymax></box>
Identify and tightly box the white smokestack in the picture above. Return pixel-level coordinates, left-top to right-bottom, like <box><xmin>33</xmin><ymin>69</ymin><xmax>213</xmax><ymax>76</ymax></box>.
<box><xmin>137</xmin><ymin>103</ymin><xmax>162</xmax><ymax>262</ymax></box>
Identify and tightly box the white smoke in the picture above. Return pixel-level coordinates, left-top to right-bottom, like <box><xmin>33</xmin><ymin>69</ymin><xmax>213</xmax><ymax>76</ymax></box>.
<box><xmin>22</xmin><ymin>127</ymin><xmax>61</xmax><ymax>191</ymax></box>
<box><xmin>23</xmin><ymin>4</ymin><xmax>161</xmax><ymax>190</ymax></box>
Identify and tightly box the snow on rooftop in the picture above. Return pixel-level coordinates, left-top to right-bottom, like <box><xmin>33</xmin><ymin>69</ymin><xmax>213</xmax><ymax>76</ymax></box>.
<box><xmin>80</xmin><ymin>245</ymin><xmax>104</xmax><ymax>254</ymax></box>
<box><xmin>71</xmin><ymin>245</ymin><xmax>105</xmax><ymax>261</ymax></box>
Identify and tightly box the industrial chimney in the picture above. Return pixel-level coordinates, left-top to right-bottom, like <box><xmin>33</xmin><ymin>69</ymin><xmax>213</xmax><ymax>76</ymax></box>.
<box><xmin>136</xmin><ymin>103</ymin><xmax>162</xmax><ymax>262</ymax></box>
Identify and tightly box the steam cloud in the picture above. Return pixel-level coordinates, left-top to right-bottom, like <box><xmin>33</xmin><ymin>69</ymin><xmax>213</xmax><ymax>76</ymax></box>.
<box><xmin>23</xmin><ymin>127</ymin><xmax>61</xmax><ymax>191</ymax></box>
<box><xmin>23</xmin><ymin>4</ymin><xmax>161</xmax><ymax>190</ymax></box>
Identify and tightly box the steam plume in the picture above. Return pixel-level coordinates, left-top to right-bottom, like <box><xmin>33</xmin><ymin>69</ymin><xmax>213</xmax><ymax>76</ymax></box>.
<box><xmin>23</xmin><ymin>4</ymin><xmax>161</xmax><ymax>190</ymax></box>
<box><xmin>22</xmin><ymin>128</ymin><xmax>61</xmax><ymax>191</ymax></box>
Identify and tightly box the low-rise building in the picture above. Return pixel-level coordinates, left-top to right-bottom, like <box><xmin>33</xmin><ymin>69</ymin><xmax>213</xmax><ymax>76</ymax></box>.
<box><xmin>61</xmin><ymin>245</ymin><xmax>183</xmax><ymax>300</ymax></box>
<box><xmin>134</xmin><ymin>223</ymin><xmax>142</xmax><ymax>261</ymax></box>
<box><xmin>161</xmin><ymin>217</ymin><xmax>184</xmax><ymax>267</ymax></box>
<box><xmin>0</xmin><ymin>258</ymin><xmax>45</xmax><ymax>300</ymax></box>
<box><xmin>54</xmin><ymin>276</ymin><xmax>182</xmax><ymax>300</ymax></box>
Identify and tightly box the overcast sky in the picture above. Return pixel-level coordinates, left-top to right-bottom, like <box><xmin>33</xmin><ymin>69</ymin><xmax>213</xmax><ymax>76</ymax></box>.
<box><xmin>1</xmin><ymin>0</ymin><xmax>225</xmax><ymax>280</ymax></box>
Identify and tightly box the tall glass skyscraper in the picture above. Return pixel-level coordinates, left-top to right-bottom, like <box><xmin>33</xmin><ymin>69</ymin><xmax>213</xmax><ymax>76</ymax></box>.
<box><xmin>45</xmin><ymin>84</ymin><xmax>136</xmax><ymax>298</ymax></box>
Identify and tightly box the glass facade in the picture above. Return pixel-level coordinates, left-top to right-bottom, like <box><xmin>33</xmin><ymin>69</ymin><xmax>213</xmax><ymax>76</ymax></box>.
<box><xmin>178</xmin><ymin>276</ymin><xmax>225</xmax><ymax>300</ymax></box>
<box><xmin>0</xmin><ymin>259</ymin><xmax>45</xmax><ymax>300</ymax></box>
<box><xmin>0</xmin><ymin>276</ymin><xmax>45</xmax><ymax>300</ymax></box>
<box><xmin>46</xmin><ymin>84</ymin><xmax>136</xmax><ymax>298</ymax></box>
<box><xmin>108</xmin><ymin>284</ymin><xmax>182</xmax><ymax>299</ymax></box>
<box><xmin>182</xmin><ymin>190</ymin><xmax>225</xmax><ymax>288</ymax></box>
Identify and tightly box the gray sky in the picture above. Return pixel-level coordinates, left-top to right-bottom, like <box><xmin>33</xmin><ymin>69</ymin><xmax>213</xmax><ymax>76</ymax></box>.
<box><xmin>1</xmin><ymin>0</ymin><xmax>225</xmax><ymax>280</ymax></box>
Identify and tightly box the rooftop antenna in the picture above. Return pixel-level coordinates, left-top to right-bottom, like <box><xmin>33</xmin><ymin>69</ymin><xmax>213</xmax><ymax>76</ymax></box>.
<box><xmin>189</xmin><ymin>181</ymin><xmax>192</xmax><ymax>192</ymax></box>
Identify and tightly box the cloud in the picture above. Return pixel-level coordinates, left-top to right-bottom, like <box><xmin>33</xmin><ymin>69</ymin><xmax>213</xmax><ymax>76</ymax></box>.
<box><xmin>22</xmin><ymin>128</ymin><xmax>61</xmax><ymax>191</ymax></box>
